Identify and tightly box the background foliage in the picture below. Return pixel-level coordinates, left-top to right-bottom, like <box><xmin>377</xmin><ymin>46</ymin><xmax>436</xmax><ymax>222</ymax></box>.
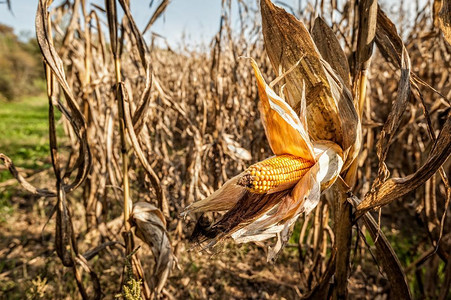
<box><xmin>0</xmin><ymin>0</ymin><xmax>450</xmax><ymax>299</ymax></box>
<box><xmin>0</xmin><ymin>24</ymin><xmax>44</xmax><ymax>101</ymax></box>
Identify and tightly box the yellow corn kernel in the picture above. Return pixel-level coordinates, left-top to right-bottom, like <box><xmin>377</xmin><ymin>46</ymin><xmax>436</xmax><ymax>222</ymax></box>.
<box><xmin>237</xmin><ymin>154</ymin><xmax>314</xmax><ymax>194</ymax></box>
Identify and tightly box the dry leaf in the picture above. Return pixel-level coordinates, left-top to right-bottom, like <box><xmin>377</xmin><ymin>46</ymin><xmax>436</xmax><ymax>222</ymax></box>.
<box><xmin>131</xmin><ymin>202</ymin><xmax>175</xmax><ymax>295</ymax></box>
<box><xmin>355</xmin><ymin>0</ymin><xmax>378</xmax><ymax>74</ymax></box>
<box><xmin>375</xmin><ymin>47</ymin><xmax>411</xmax><ymax>182</ymax></box>
<box><xmin>356</xmin><ymin>112</ymin><xmax>451</xmax><ymax>216</ymax></box>
<box><xmin>438</xmin><ymin>0</ymin><xmax>451</xmax><ymax>45</ymax></box>
<box><xmin>312</xmin><ymin>17</ymin><xmax>351</xmax><ymax>91</ymax></box>
<box><xmin>349</xmin><ymin>195</ymin><xmax>412</xmax><ymax>299</ymax></box>
<box><xmin>223</xmin><ymin>134</ymin><xmax>252</xmax><ymax>161</ymax></box>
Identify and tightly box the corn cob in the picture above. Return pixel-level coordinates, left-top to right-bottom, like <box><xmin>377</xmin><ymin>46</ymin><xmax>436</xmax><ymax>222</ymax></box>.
<box><xmin>237</xmin><ymin>154</ymin><xmax>314</xmax><ymax>194</ymax></box>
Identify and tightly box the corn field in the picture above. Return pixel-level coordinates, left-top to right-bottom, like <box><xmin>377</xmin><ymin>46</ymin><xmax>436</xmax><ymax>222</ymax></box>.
<box><xmin>1</xmin><ymin>0</ymin><xmax>451</xmax><ymax>299</ymax></box>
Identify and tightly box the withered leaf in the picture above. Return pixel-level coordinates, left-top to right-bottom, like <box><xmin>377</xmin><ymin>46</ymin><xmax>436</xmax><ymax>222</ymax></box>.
<box><xmin>356</xmin><ymin>112</ymin><xmax>451</xmax><ymax>217</ymax></box>
<box><xmin>60</xmin><ymin>0</ymin><xmax>80</xmax><ymax>57</ymax></box>
<box><xmin>0</xmin><ymin>153</ymin><xmax>55</xmax><ymax>197</ymax></box>
<box><xmin>223</xmin><ymin>134</ymin><xmax>252</xmax><ymax>161</ymax></box>
<box><xmin>312</xmin><ymin>17</ymin><xmax>351</xmax><ymax>91</ymax></box>
<box><xmin>121</xmin><ymin>83</ymin><xmax>168</xmax><ymax>216</ymax></box>
<box><xmin>438</xmin><ymin>0</ymin><xmax>451</xmax><ymax>45</ymax></box>
<box><xmin>375</xmin><ymin>47</ymin><xmax>411</xmax><ymax>181</ymax></box>
<box><xmin>433</xmin><ymin>0</ymin><xmax>443</xmax><ymax>28</ymax></box>
<box><xmin>355</xmin><ymin>0</ymin><xmax>378</xmax><ymax>74</ymax></box>
<box><xmin>375</xmin><ymin>8</ymin><xmax>404</xmax><ymax>69</ymax></box>
<box><xmin>349</xmin><ymin>196</ymin><xmax>412</xmax><ymax>299</ymax></box>
<box><xmin>36</xmin><ymin>0</ymin><xmax>92</xmax><ymax>194</ymax></box>
<box><xmin>131</xmin><ymin>202</ymin><xmax>174</xmax><ymax>295</ymax></box>
<box><xmin>143</xmin><ymin>0</ymin><xmax>171</xmax><ymax>34</ymax></box>
<box><xmin>105</xmin><ymin>0</ymin><xmax>119</xmax><ymax>57</ymax></box>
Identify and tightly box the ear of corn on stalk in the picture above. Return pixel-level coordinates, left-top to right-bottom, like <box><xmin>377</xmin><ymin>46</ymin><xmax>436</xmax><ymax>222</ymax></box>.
<box><xmin>237</xmin><ymin>155</ymin><xmax>314</xmax><ymax>194</ymax></box>
<box><xmin>182</xmin><ymin>0</ymin><xmax>360</xmax><ymax>261</ymax></box>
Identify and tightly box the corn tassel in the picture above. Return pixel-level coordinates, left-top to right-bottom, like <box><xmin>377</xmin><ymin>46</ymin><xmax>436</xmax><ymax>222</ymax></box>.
<box><xmin>238</xmin><ymin>155</ymin><xmax>313</xmax><ymax>194</ymax></box>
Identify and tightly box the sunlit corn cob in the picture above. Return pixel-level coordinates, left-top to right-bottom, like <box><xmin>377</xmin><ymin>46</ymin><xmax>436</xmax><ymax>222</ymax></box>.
<box><xmin>237</xmin><ymin>155</ymin><xmax>314</xmax><ymax>194</ymax></box>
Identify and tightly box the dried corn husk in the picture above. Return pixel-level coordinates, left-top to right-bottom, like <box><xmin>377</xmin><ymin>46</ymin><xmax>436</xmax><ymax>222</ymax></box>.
<box><xmin>311</xmin><ymin>17</ymin><xmax>351</xmax><ymax>91</ymax></box>
<box><xmin>260</xmin><ymin>0</ymin><xmax>360</xmax><ymax>159</ymax></box>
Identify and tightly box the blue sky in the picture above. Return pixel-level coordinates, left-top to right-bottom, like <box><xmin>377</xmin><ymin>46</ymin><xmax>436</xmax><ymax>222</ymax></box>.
<box><xmin>0</xmin><ymin>0</ymin><xmax>244</xmax><ymax>47</ymax></box>
<box><xmin>0</xmin><ymin>0</ymin><xmax>427</xmax><ymax>47</ymax></box>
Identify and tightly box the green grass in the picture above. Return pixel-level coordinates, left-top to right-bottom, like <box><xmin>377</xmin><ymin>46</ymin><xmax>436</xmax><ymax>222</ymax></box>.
<box><xmin>0</xmin><ymin>95</ymin><xmax>63</xmax><ymax>180</ymax></box>
<box><xmin>0</xmin><ymin>95</ymin><xmax>64</xmax><ymax>216</ymax></box>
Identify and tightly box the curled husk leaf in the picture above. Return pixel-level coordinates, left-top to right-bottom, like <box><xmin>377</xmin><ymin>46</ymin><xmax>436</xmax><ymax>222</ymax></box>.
<box><xmin>131</xmin><ymin>202</ymin><xmax>175</xmax><ymax>294</ymax></box>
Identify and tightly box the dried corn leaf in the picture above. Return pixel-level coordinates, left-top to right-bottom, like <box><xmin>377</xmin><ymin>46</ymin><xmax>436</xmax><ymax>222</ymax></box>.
<box><xmin>143</xmin><ymin>0</ymin><xmax>171</xmax><ymax>34</ymax></box>
<box><xmin>375</xmin><ymin>7</ymin><xmax>445</xmax><ymax>100</ymax></box>
<box><xmin>356</xmin><ymin>112</ymin><xmax>451</xmax><ymax>216</ymax></box>
<box><xmin>36</xmin><ymin>0</ymin><xmax>91</xmax><ymax>193</ymax></box>
<box><xmin>433</xmin><ymin>0</ymin><xmax>443</xmax><ymax>27</ymax></box>
<box><xmin>118</xmin><ymin>0</ymin><xmax>150</xmax><ymax>67</ymax></box>
<box><xmin>105</xmin><ymin>0</ymin><xmax>119</xmax><ymax>58</ymax></box>
<box><xmin>223</xmin><ymin>134</ymin><xmax>252</xmax><ymax>161</ymax></box>
<box><xmin>349</xmin><ymin>196</ymin><xmax>412</xmax><ymax>299</ymax></box>
<box><xmin>375</xmin><ymin>47</ymin><xmax>411</xmax><ymax>182</ymax></box>
<box><xmin>120</xmin><ymin>83</ymin><xmax>168</xmax><ymax>215</ymax></box>
<box><xmin>260</xmin><ymin>0</ymin><xmax>359</xmax><ymax>153</ymax></box>
<box><xmin>375</xmin><ymin>8</ymin><xmax>404</xmax><ymax>69</ymax></box>
<box><xmin>74</xmin><ymin>254</ymin><xmax>102</xmax><ymax>300</ymax></box>
<box><xmin>55</xmin><ymin>186</ymin><xmax>77</xmax><ymax>267</ymax></box>
<box><xmin>117</xmin><ymin>0</ymin><xmax>153</xmax><ymax>134</ymax></box>
<box><xmin>59</xmin><ymin>0</ymin><xmax>80</xmax><ymax>57</ymax></box>
<box><xmin>357</xmin><ymin>7</ymin><xmax>451</xmax><ymax>215</ymax></box>
<box><xmin>355</xmin><ymin>0</ymin><xmax>378</xmax><ymax>74</ymax></box>
<box><xmin>0</xmin><ymin>154</ymin><xmax>55</xmax><ymax>197</ymax></box>
<box><xmin>131</xmin><ymin>202</ymin><xmax>174</xmax><ymax>294</ymax></box>
<box><xmin>312</xmin><ymin>17</ymin><xmax>351</xmax><ymax>90</ymax></box>
<box><xmin>438</xmin><ymin>0</ymin><xmax>451</xmax><ymax>45</ymax></box>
